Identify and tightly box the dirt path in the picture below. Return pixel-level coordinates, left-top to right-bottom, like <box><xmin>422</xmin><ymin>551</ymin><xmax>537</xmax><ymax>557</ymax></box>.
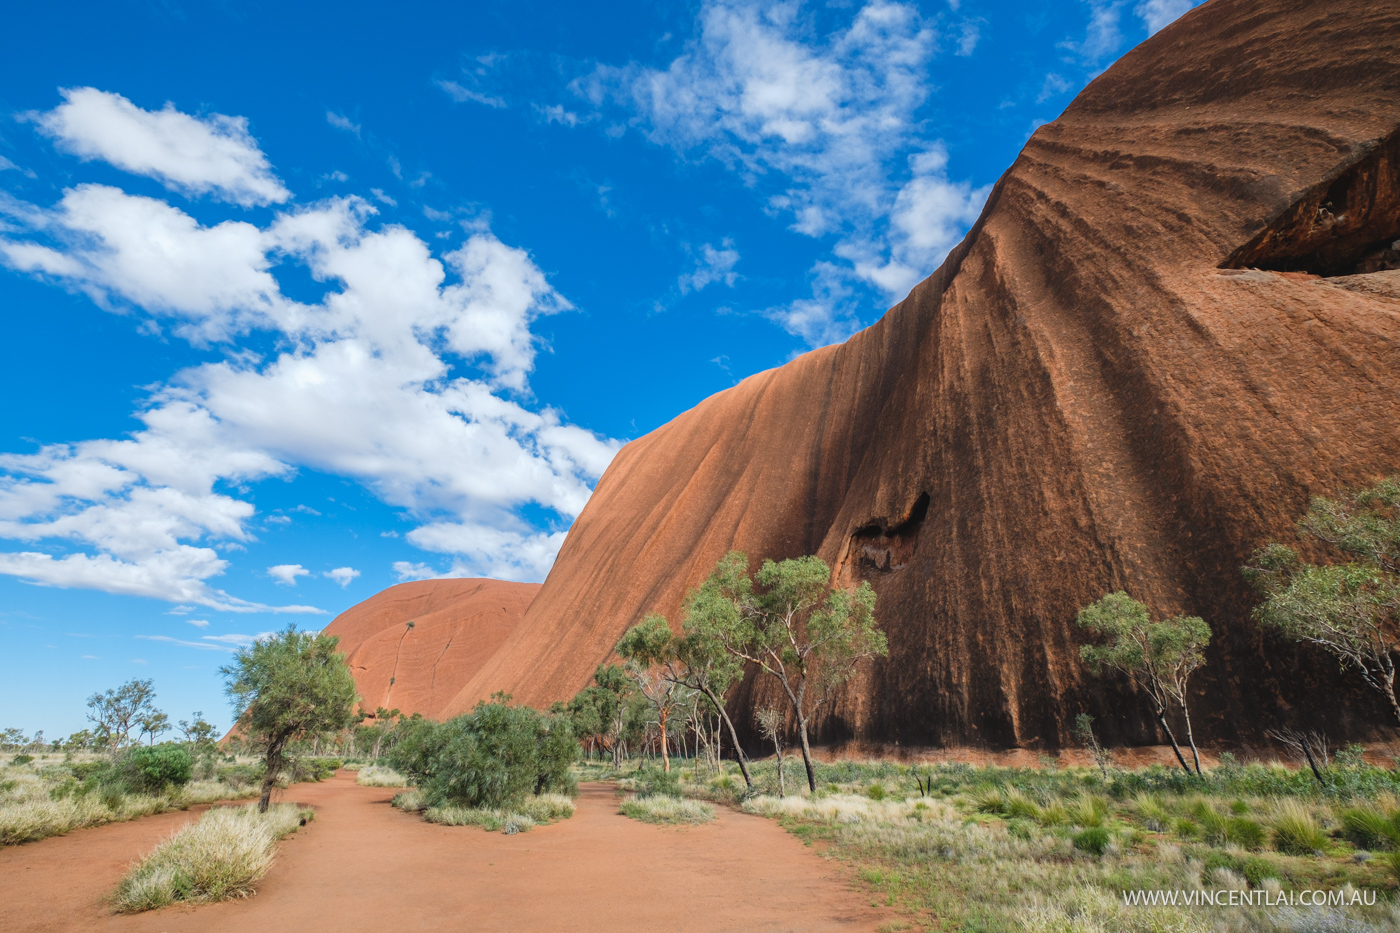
<box><xmin>0</xmin><ymin>774</ymin><xmax>889</xmax><ymax>932</ymax></box>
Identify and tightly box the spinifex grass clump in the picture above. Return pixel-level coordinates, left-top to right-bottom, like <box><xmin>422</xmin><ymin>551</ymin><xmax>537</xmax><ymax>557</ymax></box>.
<box><xmin>355</xmin><ymin>765</ymin><xmax>408</xmax><ymax>787</ymax></box>
<box><xmin>619</xmin><ymin>794</ymin><xmax>715</xmax><ymax>825</ymax></box>
<box><xmin>1270</xmin><ymin>800</ymin><xmax>1329</xmax><ymax>855</ymax></box>
<box><xmin>112</xmin><ymin>803</ymin><xmax>311</xmax><ymax>912</ymax></box>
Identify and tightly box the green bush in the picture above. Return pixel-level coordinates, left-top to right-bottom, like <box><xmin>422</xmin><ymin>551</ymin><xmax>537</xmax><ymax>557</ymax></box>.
<box><xmin>636</xmin><ymin>765</ymin><xmax>682</xmax><ymax>799</ymax></box>
<box><xmin>10</xmin><ymin>754</ymin><xmax>34</xmax><ymax>766</ymax></box>
<box><xmin>216</xmin><ymin>763</ymin><xmax>263</xmax><ymax>790</ymax></box>
<box><xmin>388</xmin><ymin>697</ymin><xmax>576</xmax><ymax>809</ymax></box>
<box><xmin>1073</xmin><ymin>826</ymin><xmax>1111</xmax><ymax>855</ymax></box>
<box><xmin>866</xmin><ymin>783</ymin><xmax>887</xmax><ymax>801</ymax></box>
<box><xmin>118</xmin><ymin>745</ymin><xmax>193</xmax><ymax>794</ymax></box>
<box><xmin>70</xmin><ymin>761</ymin><xmax>108</xmax><ymax>781</ymax></box>
<box><xmin>1203</xmin><ymin>851</ymin><xmax>1280</xmax><ymax>887</ymax></box>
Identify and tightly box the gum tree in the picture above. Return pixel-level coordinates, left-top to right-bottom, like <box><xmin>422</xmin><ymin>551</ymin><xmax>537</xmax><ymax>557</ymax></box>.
<box><xmin>222</xmin><ymin>625</ymin><xmax>359</xmax><ymax>812</ymax></box>
<box><xmin>616</xmin><ymin>615</ymin><xmax>690</xmax><ymax>772</ymax></box>
<box><xmin>1245</xmin><ymin>474</ymin><xmax>1400</xmax><ymax>724</ymax></box>
<box><xmin>694</xmin><ymin>551</ymin><xmax>887</xmax><ymax>794</ymax></box>
<box><xmin>86</xmin><ymin>678</ymin><xmax>158</xmax><ymax>757</ymax></box>
<box><xmin>1077</xmin><ymin>592</ymin><xmax>1211</xmax><ymax>775</ymax></box>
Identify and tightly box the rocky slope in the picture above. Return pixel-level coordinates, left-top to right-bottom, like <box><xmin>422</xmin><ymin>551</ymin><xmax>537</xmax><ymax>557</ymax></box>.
<box><xmin>324</xmin><ymin>579</ymin><xmax>538</xmax><ymax>720</ymax></box>
<box><xmin>438</xmin><ymin>0</ymin><xmax>1400</xmax><ymax>747</ymax></box>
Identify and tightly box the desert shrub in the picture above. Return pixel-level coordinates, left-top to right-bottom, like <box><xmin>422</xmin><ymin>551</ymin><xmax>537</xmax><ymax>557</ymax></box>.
<box><xmin>1068</xmin><ymin>796</ymin><xmax>1108</xmax><ymax>828</ymax></box>
<box><xmin>1341</xmin><ymin>806</ymin><xmax>1400</xmax><ymax>851</ymax></box>
<box><xmin>388</xmin><ymin>698</ymin><xmax>575</xmax><ymax>809</ymax></box>
<box><xmin>284</xmin><ymin>757</ymin><xmax>339</xmax><ymax>783</ymax></box>
<box><xmin>1132</xmin><ymin>794</ymin><xmax>1171</xmax><ymax>832</ymax></box>
<box><xmin>1004</xmin><ymin>788</ymin><xmax>1042</xmax><ymax>820</ymax></box>
<box><xmin>10</xmin><ymin>754</ymin><xmax>34</xmax><ymax>766</ymax></box>
<box><xmin>69</xmin><ymin>761</ymin><xmax>108</xmax><ymax>782</ymax></box>
<box><xmin>112</xmin><ymin>803</ymin><xmax>310</xmax><ymax>911</ymax></box>
<box><xmin>216</xmin><ymin>763</ymin><xmax>262</xmax><ymax>791</ymax></box>
<box><xmin>1073</xmin><ymin>826</ymin><xmax>1111</xmax><ymax>855</ymax></box>
<box><xmin>866</xmin><ymin>783</ymin><xmax>887</xmax><ymax>801</ymax></box>
<box><xmin>1202</xmin><ymin>850</ymin><xmax>1281</xmax><ymax>887</ymax></box>
<box><xmin>117</xmin><ymin>745</ymin><xmax>193</xmax><ymax>794</ymax></box>
<box><xmin>620</xmin><ymin>794</ymin><xmax>715</xmax><ymax>825</ymax></box>
<box><xmin>635</xmin><ymin>765</ymin><xmax>682</xmax><ymax>799</ymax></box>
<box><xmin>356</xmin><ymin>765</ymin><xmax>409</xmax><ymax>787</ymax></box>
<box><xmin>518</xmin><ymin>793</ymin><xmax>575</xmax><ymax>822</ymax></box>
<box><xmin>1271</xmin><ymin>800</ymin><xmax>1328</xmax><ymax>855</ymax></box>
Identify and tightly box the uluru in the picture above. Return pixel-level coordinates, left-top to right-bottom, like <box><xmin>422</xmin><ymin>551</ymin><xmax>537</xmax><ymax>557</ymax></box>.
<box><xmin>415</xmin><ymin>0</ymin><xmax>1400</xmax><ymax>749</ymax></box>
<box><xmin>323</xmin><ymin>579</ymin><xmax>539</xmax><ymax>721</ymax></box>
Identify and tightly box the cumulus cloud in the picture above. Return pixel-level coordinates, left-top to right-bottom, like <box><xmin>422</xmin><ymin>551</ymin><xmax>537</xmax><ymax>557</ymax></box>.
<box><xmin>569</xmin><ymin>0</ymin><xmax>986</xmax><ymax>346</ymax></box>
<box><xmin>1135</xmin><ymin>0</ymin><xmax>1195</xmax><ymax>34</ymax></box>
<box><xmin>679</xmin><ymin>240</ymin><xmax>740</xmax><ymax>293</ymax></box>
<box><xmin>325</xmin><ymin>566</ymin><xmax>360</xmax><ymax>587</ymax></box>
<box><xmin>0</xmin><ymin>91</ymin><xmax>621</xmax><ymax>607</ymax></box>
<box><xmin>31</xmin><ymin>88</ymin><xmax>290</xmax><ymax>207</ymax></box>
<box><xmin>406</xmin><ymin>521</ymin><xmax>567</xmax><ymax>583</ymax></box>
<box><xmin>326</xmin><ymin>111</ymin><xmax>361</xmax><ymax>136</ymax></box>
<box><xmin>187</xmin><ymin>618</ymin><xmax>210</xmax><ymax>627</ymax></box>
<box><xmin>268</xmin><ymin>564</ymin><xmax>310</xmax><ymax>586</ymax></box>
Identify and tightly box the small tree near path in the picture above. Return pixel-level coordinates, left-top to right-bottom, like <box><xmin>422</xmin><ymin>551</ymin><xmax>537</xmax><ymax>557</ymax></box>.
<box><xmin>616</xmin><ymin>616</ymin><xmax>689</xmax><ymax>773</ymax></box>
<box><xmin>695</xmin><ymin>551</ymin><xmax>887</xmax><ymax>794</ymax></box>
<box><xmin>221</xmin><ymin>625</ymin><xmax>359</xmax><ymax>813</ymax></box>
<box><xmin>1077</xmin><ymin>592</ymin><xmax>1211</xmax><ymax>776</ymax></box>
<box><xmin>1244</xmin><ymin>474</ymin><xmax>1400</xmax><ymax>725</ymax></box>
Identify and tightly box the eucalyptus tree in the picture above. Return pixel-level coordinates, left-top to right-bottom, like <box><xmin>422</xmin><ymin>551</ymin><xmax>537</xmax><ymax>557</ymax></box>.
<box><xmin>689</xmin><ymin>551</ymin><xmax>887</xmax><ymax>794</ymax></box>
<box><xmin>1077</xmin><ymin>592</ymin><xmax>1211</xmax><ymax>775</ymax></box>
<box><xmin>1245</xmin><ymin>474</ymin><xmax>1400</xmax><ymax>725</ymax></box>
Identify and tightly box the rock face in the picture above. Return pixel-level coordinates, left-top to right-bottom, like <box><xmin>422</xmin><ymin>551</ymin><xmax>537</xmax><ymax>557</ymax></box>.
<box><xmin>443</xmin><ymin>0</ymin><xmax>1400</xmax><ymax>747</ymax></box>
<box><xmin>324</xmin><ymin>579</ymin><xmax>538</xmax><ymax>720</ymax></box>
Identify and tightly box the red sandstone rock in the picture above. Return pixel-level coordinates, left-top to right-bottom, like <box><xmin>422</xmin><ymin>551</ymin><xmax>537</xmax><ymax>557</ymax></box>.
<box><xmin>439</xmin><ymin>0</ymin><xmax>1400</xmax><ymax>748</ymax></box>
<box><xmin>324</xmin><ymin>579</ymin><xmax>538</xmax><ymax>720</ymax></box>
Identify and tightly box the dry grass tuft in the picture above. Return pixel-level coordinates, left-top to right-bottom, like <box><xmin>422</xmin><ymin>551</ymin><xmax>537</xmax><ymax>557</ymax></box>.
<box><xmin>620</xmin><ymin>794</ymin><xmax>715</xmax><ymax>825</ymax></box>
<box><xmin>112</xmin><ymin>803</ymin><xmax>311</xmax><ymax>912</ymax></box>
<box><xmin>355</xmin><ymin>766</ymin><xmax>409</xmax><ymax>787</ymax></box>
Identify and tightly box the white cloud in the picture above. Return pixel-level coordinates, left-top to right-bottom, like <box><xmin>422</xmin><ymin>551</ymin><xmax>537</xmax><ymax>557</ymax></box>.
<box><xmin>0</xmin><ymin>94</ymin><xmax>623</xmax><ymax>604</ymax></box>
<box><xmin>1037</xmin><ymin>73</ymin><xmax>1073</xmax><ymax>104</ymax></box>
<box><xmin>186</xmin><ymin>618</ymin><xmax>210</xmax><ymax>627</ymax></box>
<box><xmin>953</xmin><ymin>20</ymin><xmax>980</xmax><ymax>56</ymax></box>
<box><xmin>436</xmin><ymin>79</ymin><xmax>507</xmax><ymax>109</ymax></box>
<box><xmin>32</xmin><ymin>88</ymin><xmax>290</xmax><ymax>207</ymax></box>
<box><xmin>1135</xmin><ymin>0</ymin><xmax>1194</xmax><ymax>34</ymax></box>
<box><xmin>679</xmin><ymin>240</ymin><xmax>740</xmax><ymax>293</ymax></box>
<box><xmin>201</xmin><ymin>632</ymin><xmax>263</xmax><ymax>645</ymax></box>
<box><xmin>406</xmin><ymin>522</ymin><xmax>566</xmax><ymax>583</ymax></box>
<box><xmin>325</xmin><ymin>566</ymin><xmax>360</xmax><ymax>587</ymax></box>
<box><xmin>570</xmin><ymin>0</ymin><xmax>986</xmax><ymax>346</ymax></box>
<box><xmin>326</xmin><ymin>111</ymin><xmax>361</xmax><ymax>136</ymax></box>
<box><xmin>136</xmin><ymin>633</ymin><xmax>235</xmax><ymax>651</ymax></box>
<box><xmin>268</xmin><ymin>563</ymin><xmax>310</xmax><ymax>586</ymax></box>
<box><xmin>1060</xmin><ymin>0</ymin><xmax>1126</xmax><ymax>65</ymax></box>
<box><xmin>392</xmin><ymin>560</ymin><xmax>438</xmax><ymax>581</ymax></box>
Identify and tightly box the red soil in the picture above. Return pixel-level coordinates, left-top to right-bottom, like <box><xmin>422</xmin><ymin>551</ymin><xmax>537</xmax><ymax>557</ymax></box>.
<box><xmin>0</xmin><ymin>773</ymin><xmax>889</xmax><ymax>933</ymax></box>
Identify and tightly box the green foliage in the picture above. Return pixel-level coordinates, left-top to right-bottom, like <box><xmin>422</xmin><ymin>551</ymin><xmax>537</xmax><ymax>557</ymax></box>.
<box><xmin>1245</xmin><ymin>474</ymin><xmax>1400</xmax><ymax>722</ymax></box>
<box><xmin>215</xmin><ymin>764</ymin><xmax>263</xmax><ymax>791</ymax></box>
<box><xmin>388</xmin><ymin>697</ymin><xmax>576</xmax><ymax>810</ymax></box>
<box><xmin>865</xmin><ymin>783</ymin><xmax>887</xmax><ymax>801</ymax></box>
<box><xmin>1077</xmin><ymin>594</ymin><xmax>1210</xmax><ymax>695</ymax></box>
<box><xmin>221</xmin><ymin>625</ymin><xmax>358</xmax><ymax>809</ymax></box>
<box><xmin>9</xmin><ymin>754</ymin><xmax>33</xmax><ymax>766</ymax></box>
<box><xmin>1271</xmin><ymin>802</ymin><xmax>1328</xmax><ymax>854</ymax></box>
<box><xmin>86</xmin><ymin>678</ymin><xmax>160</xmax><ymax>752</ymax></box>
<box><xmin>635</xmin><ymin>764</ymin><xmax>682</xmax><ymax>799</ymax></box>
<box><xmin>1073</xmin><ymin>825</ymin><xmax>1111</xmax><ymax>855</ymax></box>
<box><xmin>118</xmin><ymin>744</ymin><xmax>193</xmax><ymax>794</ymax></box>
<box><xmin>1341</xmin><ymin>806</ymin><xmax>1400</xmax><ymax>850</ymax></box>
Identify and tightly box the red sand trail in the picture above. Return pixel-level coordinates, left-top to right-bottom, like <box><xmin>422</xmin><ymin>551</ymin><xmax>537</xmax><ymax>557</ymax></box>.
<box><xmin>0</xmin><ymin>773</ymin><xmax>887</xmax><ymax>932</ymax></box>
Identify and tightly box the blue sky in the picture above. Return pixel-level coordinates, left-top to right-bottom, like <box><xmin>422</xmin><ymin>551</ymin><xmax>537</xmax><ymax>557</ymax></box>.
<box><xmin>0</xmin><ymin>0</ymin><xmax>1197</xmax><ymax>738</ymax></box>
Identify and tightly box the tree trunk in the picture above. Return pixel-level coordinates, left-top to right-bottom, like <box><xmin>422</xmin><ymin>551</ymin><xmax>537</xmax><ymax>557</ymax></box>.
<box><xmin>660</xmin><ymin>707</ymin><xmax>670</xmax><ymax>773</ymax></box>
<box><xmin>259</xmin><ymin>736</ymin><xmax>286</xmax><ymax>814</ymax></box>
<box><xmin>1384</xmin><ymin>655</ymin><xmax>1400</xmax><ymax>726</ymax></box>
<box><xmin>699</xmin><ymin>685</ymin><xmax>752</xmax><ymax>788</ymax></box>
<box><xmin>1179</xmin><ymin>698</ymin><xmax>1202</xmax><ymax>775</ymax></box>
<box><xmin>1155</xmin><ymin>709</ymin><xmax>1192</xmax><ymax>775</ymax></box>
<box><xmin>774</xmin><ymin>741</ymin><xmax>785</xmax><ymax>799</ymax></box>
<box><xmin>797</xmin><ymin>716</ymin><xmax>816</xmax><ymax>794</ymax></box>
